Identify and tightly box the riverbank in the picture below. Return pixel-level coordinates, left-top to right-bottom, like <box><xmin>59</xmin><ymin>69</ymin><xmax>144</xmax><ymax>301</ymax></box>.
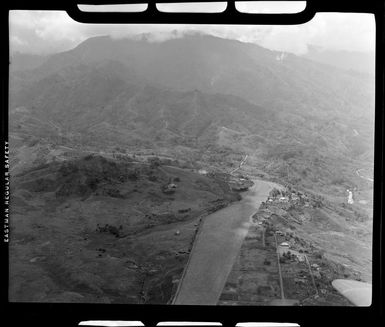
<box><xmin>219</xmin><ymin>184</ymin><xmax>371</xmax><ymax>305</ymax></box>
<box><xmin>173</xmin><ymin>179</ymin><xmax>280</xmax><ymax>305</ymax></box>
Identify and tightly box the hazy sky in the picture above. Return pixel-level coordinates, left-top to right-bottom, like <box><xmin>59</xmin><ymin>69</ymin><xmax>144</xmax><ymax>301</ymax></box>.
<box><xmin>9</xmin><ymin>3</ymin><xmax>375</xmax><ymax>56</ymax></box>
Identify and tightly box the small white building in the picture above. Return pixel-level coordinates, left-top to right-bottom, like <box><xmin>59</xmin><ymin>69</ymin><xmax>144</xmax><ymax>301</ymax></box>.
<box><xmin>297</xmin><ymin>254</ymin><xmax>306</xmax><ymax>262</ymax></box>
<box><xmin>347</xmin><ymin>189</ymin><xmax>354</xmax><ymax>204</ymax></box>
<box><xmin>277</xmin><ymin>242</ymin><xmax>291</xmax><ymax>257</ymax></box>
<box><xmin>311</xmin><ymin>263</ymin><xmax>320</xmax><ymax>270</ymax></box>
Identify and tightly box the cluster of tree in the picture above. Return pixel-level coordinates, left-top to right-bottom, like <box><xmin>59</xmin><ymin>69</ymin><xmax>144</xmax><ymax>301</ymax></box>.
<box><xmin>102</xmin><ymin>187</ymin><xmax>125</xmax><ymax>198</ymax></box>
<box><xmin>96</xmin><ymin>223</ymin><xmax>123</xmax><ymax>237</ymax></box>
<box><xmin>148</xmin><ymin>156</ymin><xmax>161</xmax><ymax>169</ymax></box>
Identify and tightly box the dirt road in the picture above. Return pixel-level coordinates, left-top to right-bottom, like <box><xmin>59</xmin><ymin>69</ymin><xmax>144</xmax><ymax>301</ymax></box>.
<box><xmin>172</xmin><ymin>179</ymin><xmax>279</xmax><ymax>305</ymax></box>
<box><xmin>356</xmin><ymin>168</ymin><xmax>374</xmax><ymax>182</ymax></box>
<box><xmin>230</xmin><ymin>154</ymin><xmax>248</xmax><ymax>175</ymax></box>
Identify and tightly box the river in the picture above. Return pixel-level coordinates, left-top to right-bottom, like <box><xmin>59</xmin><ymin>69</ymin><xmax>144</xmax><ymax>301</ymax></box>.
<box><xmin>172</xmin><ymin>179</ymin><xmax>280</xmax><ymax>305</ymax></box>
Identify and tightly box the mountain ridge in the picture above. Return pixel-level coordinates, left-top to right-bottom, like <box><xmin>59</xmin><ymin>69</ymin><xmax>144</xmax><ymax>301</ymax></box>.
<box><xmin>9</xmin><ymin>33</ymin><xmax>374</xmax><ymax>198</ymax></box>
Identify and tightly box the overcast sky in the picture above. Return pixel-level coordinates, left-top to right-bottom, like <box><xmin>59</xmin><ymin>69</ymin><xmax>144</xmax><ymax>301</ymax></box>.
<box><xmin>9</xmin><ymin>2</ymin><xmax>375</xmax><ymax>56</ymax></box>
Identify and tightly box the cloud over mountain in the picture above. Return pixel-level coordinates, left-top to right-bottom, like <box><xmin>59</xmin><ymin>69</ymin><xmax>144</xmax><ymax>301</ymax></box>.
<box><xmin>10</xmin><ymin>10</ymin><xmax>375</xmax><ymax>55</ymax></box>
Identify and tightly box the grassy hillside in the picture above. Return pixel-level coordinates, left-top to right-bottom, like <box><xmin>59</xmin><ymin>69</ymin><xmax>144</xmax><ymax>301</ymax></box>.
<box><xmin>9</xmin><ymin>155</ymin><xmax>240</xmax><ymax>303</ymax></box>
<box><xmin>10</xmin><ymin>59</ymin><xmax>373</xmax><ymax>200</ymax></box>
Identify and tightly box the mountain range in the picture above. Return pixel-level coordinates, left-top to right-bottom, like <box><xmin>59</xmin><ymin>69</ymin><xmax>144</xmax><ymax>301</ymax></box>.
<box><xmin>9</xmin><ymin>34</ymin><xmax>374</xmax><ymax>197</ymax></box>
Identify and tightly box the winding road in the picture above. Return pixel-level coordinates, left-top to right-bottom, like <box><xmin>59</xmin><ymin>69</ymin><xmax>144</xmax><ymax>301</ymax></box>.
<box><xmin>230</xmin><ymin>154</ymin><xmax>248</xmax><ymax>175</ymax></box>
<box><xmin>172</xmin><ymin>179</ymin><xmax>279</xmax><ymax>305</ymax></box>
<box><xmin>356</xmin><ymin>168</ymin><xmax>374</xmax><ymax>182</ymax></box>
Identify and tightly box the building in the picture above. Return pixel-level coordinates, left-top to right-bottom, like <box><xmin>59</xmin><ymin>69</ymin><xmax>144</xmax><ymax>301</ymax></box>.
<box><xmin>163</xmin><ymin>183</ymin><xmax>177</xmax><ymax>194</ymax></box>
<box><xmin>277</xmin><ymin>242</ymin><xmax>291</xmax><ymax>257</ymax></box>
<box><xmin>347</xmin><ymin>189</ymin><xmax>354</xmax><ymax>204</ymax></box>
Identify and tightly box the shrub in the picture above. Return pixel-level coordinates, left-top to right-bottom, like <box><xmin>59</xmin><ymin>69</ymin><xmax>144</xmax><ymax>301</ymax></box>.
<box><xmin>84</xmin><ymin>154</ymin><xmax>94</xmax><ymax>161</ymax></box>
<box><xmin>178</xmin><ymin>208</ymin><xmax>191</xmax><ymax>213</ymax></box>
<box><xmin>59</xmin><ymin>162</ymin><xmax>78</xmax><ymax>176</ymax></box>
<box><xmin>128</xmin><ymin>171</ymin><xmax>139</xmax><ymax>181</ymax></box>
<box><xmin>85</xmin><ymin>177</ymin><xmax>99</xmax><ymax>191</ymax></box>
<box><xmin>270</xmin><ymin>188</ymin><xmax>281</xmax><ymax>198</ymax></box>
<box><xmin>314</xmin><ymin>250</ymin><xmax>324</xmax><ymax>259</ymax></box>
<box><xmin>148</xmin><ymin>157</ymin><xmax>161</xmax><ymax>168</ymax></box>
<box><xmin>148</xmin><ymin>174</ymin><xmax>157</xmax><ymax>182</ymax></box>
<box><xmin>331</xmin><ymin>177</ymin><xmax>346</xmax><ymax>185</ymax></box>
<box><xmin>96</xmin><ymin>224</ymin><xmax>121</xmax><ymax>237</ymax></box>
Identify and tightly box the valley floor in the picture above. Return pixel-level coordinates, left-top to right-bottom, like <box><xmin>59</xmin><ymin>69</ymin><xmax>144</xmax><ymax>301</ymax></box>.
<box><xmin>8</xmin><ymin>148</ymin><xmax>372</xmax><ymax>306</ymax></box>
<box><xmin>173</xmin><ymin>180</ymin><xmax>278</xmax><ymax>305</ymax></box>
<box><xmin>218</xmin><ymin>214</ymin><xmax>353</xmax><ymax>306</ymax></box>
<box><xmin>218</xmin><ymin>184</ymin><xmax>371</xmax><ymax>306</ymax></box>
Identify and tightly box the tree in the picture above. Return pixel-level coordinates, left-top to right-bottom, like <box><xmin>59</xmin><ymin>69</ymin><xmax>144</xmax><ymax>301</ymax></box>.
<box><xmin>270</xmin><ymin>188</ymin><xmax>281</xmax><ymax>198</ymax></box>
